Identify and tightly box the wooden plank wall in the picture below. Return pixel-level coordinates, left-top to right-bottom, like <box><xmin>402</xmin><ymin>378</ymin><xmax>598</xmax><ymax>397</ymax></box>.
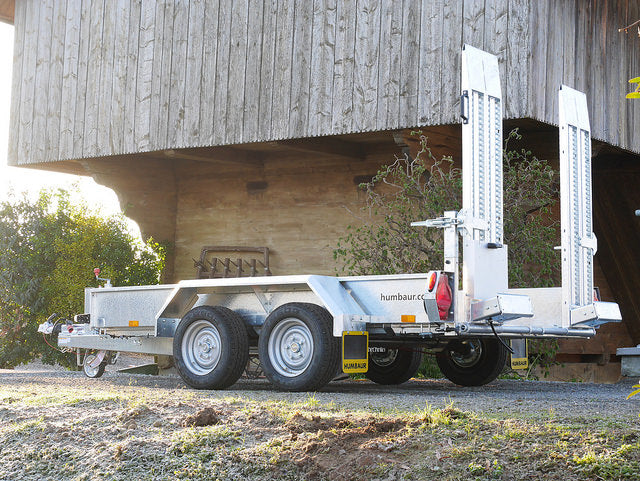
<box><xmin>8</xmin><ymin>0</ymin><xmax>639</xmax><ymax>166</ymax></box>
<box><xmin>528</xmin><ymin>0</ymin><xmax>640</xmax><ymax>152</ymax></box>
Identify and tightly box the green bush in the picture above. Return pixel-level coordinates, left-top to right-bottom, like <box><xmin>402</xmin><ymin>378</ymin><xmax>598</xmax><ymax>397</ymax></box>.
<box><xmin>0</xmin><ymin>189</ymin><xmax>165</xmax><ymax>368</ymax></box>
<box><xmin>334</xmin><ymin>130</ymin><xmax>558</xmax><ymax>286</ymax></box>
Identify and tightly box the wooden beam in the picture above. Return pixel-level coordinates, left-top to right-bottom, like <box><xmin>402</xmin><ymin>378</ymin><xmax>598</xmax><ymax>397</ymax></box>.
<box><xmin>163</xmin><ymin>147</ymin><xmax>264</xmax><ymax>166</ymax></box>
<box><xmin>272</xmin><ymin>138</ymin><xmax>365</xmax><ymax>161</ymax></box>
<box><xmin>388</xmin><ymin>126</ymin><xmax>463</xmax><ymax>164</ymax></box>
<box><xmin>0</xmin><ymin>0</ymin><xmax>14</xmax><ymax>24</ymax></box>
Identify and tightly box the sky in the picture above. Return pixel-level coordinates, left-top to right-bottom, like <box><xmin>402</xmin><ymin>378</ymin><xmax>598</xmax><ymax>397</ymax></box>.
<box><xmin>0</xmin><ymin>22</ymin><xmax>124</xmax><ymax>219</ymax></box>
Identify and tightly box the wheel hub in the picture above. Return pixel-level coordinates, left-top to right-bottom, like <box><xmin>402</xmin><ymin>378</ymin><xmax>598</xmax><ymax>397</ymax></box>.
<box><xmin>289</xmin><ymin>340</ymin><xmax>301</xmax><ymax>354</ymax></box>
<box><xmin>182</xmin><ymin>320</ymin><xmax>222</xmax><ymax>375</ymax></box>
<box><xmin>370</xmin><ymin>348</ymin><xmax>398</xmax><ymax>367</ymax></box>
<box><xmin>199</xmin><ymin>337</ymin><xmax>213</xmax><ymax>354</ymax></box>
<box><xmin>449</xmin><ymin>340</ymin><xmax>483</xmax><ymax>368</ymax></box>
<box><xmin>268</xmin><ymin>317</ymin><xmax>314</xmax><ymax>377</ymax></box>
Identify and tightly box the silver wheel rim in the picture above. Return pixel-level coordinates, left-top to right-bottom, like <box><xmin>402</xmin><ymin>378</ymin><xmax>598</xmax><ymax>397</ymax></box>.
<box><xmin>268</xmin><ymin>317</ymin><xmax>314</xmax><ymax>377</ymax></box>
<box><xmin>450</xmin><ymin>340</ymin><xmax>483</xmax><ymax>368</ymax></box>
<box><xmin>370</xmin><ymin>348</ymin><xmax>398</xmax><ymax>367</ymax></box>
<box><xmin>181</xmin><ymin>320</ymin><xmax>222</xmax><ymax>376</ymax></box>
<box><xmin>83</xmin><ymin>354</ymin><xmax>101</xmax><ymax>377</ymax></box>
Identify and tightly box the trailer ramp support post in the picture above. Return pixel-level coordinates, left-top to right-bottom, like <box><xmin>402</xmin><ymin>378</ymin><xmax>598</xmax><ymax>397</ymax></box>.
<box><xmin>558</xmin><ymin>85</ymin><xmax>621</xmax><ymax>327</ymax></box>
<box><xmin>459</xmin><ymin>45</ymin><xmax>532</xmax><ymax>324</ymax></box>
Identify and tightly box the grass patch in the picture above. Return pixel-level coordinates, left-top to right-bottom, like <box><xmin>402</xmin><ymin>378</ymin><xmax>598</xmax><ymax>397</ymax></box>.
<box><xmin>10</xmin><ymin>415</ymin><xmax>45</xmax><ymax>434</ymax></box>
<box><xmin>171</xmin><ymin>425</ymin><xmax>244</xmax><ymax>455</ymax></box>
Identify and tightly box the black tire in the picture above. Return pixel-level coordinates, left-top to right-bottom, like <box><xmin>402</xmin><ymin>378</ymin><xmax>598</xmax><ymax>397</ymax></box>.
<box><xmin>436</xmin><ymin>338</ymin><xmax>507</xmax><ymax>386</ymax></box>
<box><xmin>173</xmin><ymin>305</ymin><xmax>249</xmax><ymax>390</ymax></box>
<box><xmin>365</xmin><ymin>347</ymin><xmax>423</xmax><ymax>385</ymax></box>
<box><xmin>83</xmin><ymin>352</ymin><xmax>107</xmax><ymax>378</ymax></box>
<box><xmin>258</xmin><ymin>303</ymin><xmax>340</xmax><ymax>392</ymax></box>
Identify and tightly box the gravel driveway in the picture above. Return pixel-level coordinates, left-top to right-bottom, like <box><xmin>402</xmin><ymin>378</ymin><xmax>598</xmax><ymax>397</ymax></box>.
<box><xmin>3</xmin><ymin>366</ymin><xmax>639</xmax><ymax>420</ymax></box>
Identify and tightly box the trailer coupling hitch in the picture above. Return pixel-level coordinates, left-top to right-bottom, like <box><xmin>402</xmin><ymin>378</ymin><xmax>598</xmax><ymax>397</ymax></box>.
<box><xmin>37</xmin><ymin>313</ymin><xmax>63</xmax><ymax>335</ymax></box>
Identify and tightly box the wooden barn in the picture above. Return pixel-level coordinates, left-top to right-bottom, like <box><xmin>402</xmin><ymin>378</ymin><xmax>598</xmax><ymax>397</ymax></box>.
<box><xmin>2</xmin><ymin>0</ymin><xmax>640</xmax><ymax>381</ymax></box>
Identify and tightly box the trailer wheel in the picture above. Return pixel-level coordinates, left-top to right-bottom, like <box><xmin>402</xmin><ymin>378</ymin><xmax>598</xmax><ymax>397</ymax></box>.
<box><xmin>173</xmin><ymin>306</ymin><xmax>249</xmax><ymax>390</ymax></box>
<box><xmin>365</xmin><ymin>347</ymin><xmax>423</xmax><ymax>385</ymax></box>
<box><xmin>83</xmin><ymin>352</ymin><xmax>107</xmax><ymax>378</ymax></box>
<box><xmin>259</xmin><ymin>303</ymin><xmax>339</xmax><ymax>391</ymax></box>
<box><xmin>436</xmin><ymin>338</ymin><xmax>507</xmax><ymax>386</ymax></box>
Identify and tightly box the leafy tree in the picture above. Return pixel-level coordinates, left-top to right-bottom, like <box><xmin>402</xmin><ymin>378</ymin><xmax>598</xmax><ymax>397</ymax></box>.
<box><xmin>0</xmin><ymin>189</ymin><xmax>165</xmax><ymax>368</ymax></box>
<box><xmin>334</xmin><ymin>130</ymin><xmax>559</xmax><ymax>289</ymax></box>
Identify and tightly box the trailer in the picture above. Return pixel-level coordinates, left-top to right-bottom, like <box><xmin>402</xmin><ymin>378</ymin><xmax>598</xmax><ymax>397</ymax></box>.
<box><xmin>39</xmin><ymin>46</ymin><xmax>621</xmax><ymax>391</ymax></box>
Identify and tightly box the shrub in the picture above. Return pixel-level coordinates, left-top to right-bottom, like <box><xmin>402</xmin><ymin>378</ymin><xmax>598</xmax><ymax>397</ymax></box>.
<box><xmin>334</xmin><ymin>130</ymin><xmax>559</xmax><ymax>288</ymax></box>
<box><xmin>0</xmin><ymin>189</ymin><xmax>165</xmax><ymax>368</ymax></box>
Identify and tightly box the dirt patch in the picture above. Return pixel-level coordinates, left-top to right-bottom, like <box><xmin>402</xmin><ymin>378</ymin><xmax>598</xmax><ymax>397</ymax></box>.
<box><xmin>182</xmin><ymin>407</ymin><xmax>221</xmax><ymax>427</ymax></box>
<box><xmin>286</xmin><ymin>412</ymin><xmax>344</xmax><ymax>433</ymax></box>
<box><xmin>282</xmin><ymin>415</ymin><xmax>413</xmax><ymax>480</ymax></box>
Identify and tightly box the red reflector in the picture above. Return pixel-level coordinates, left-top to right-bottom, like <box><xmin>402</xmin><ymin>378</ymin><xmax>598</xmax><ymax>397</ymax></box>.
<box><xmin>428</xmin><ymin>272</ymin><xmax>437</xmax><ymax>291</ymax></box>
<box><xmin>436</xmin><ymin>274</ymin><xmax>452</xmax><ymax>320</ymax></box>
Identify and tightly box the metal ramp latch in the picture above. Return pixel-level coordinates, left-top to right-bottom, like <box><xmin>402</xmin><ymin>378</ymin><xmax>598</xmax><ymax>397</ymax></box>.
<box><xmin>411</xmin><ymin>213</ymin><xmax>460</xmax><ymax>229</ymax></box>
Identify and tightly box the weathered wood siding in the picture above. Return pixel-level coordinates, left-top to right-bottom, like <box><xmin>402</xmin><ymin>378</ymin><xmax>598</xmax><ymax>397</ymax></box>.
<box><xmin>8</xmin><ymin>0</ymin><xmax>640</xmax><ymax>166</ymax></box>
<box><xmin>529</xmin><ymin>0</ymin><xmax>640</xmax><ymax>152</ymax></box>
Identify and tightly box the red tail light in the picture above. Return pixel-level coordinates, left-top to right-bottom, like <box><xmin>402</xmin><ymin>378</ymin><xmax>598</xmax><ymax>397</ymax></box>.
<box><xmin>427</xmin><ymin>272</ymin><xmax>438</xmax><ymax>291</ymax></box>
<box><xmin>435</xmin><ymin>274</ymin><xmax>452</xmax><ymax>320</ymax></box>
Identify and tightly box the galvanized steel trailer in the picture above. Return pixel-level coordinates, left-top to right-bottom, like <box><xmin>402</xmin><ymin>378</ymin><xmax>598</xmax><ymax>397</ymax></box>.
<box><xmin>39</xmin><ymin>46</ymin><xmax>621</xmax><ymax>391</ymax></box>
